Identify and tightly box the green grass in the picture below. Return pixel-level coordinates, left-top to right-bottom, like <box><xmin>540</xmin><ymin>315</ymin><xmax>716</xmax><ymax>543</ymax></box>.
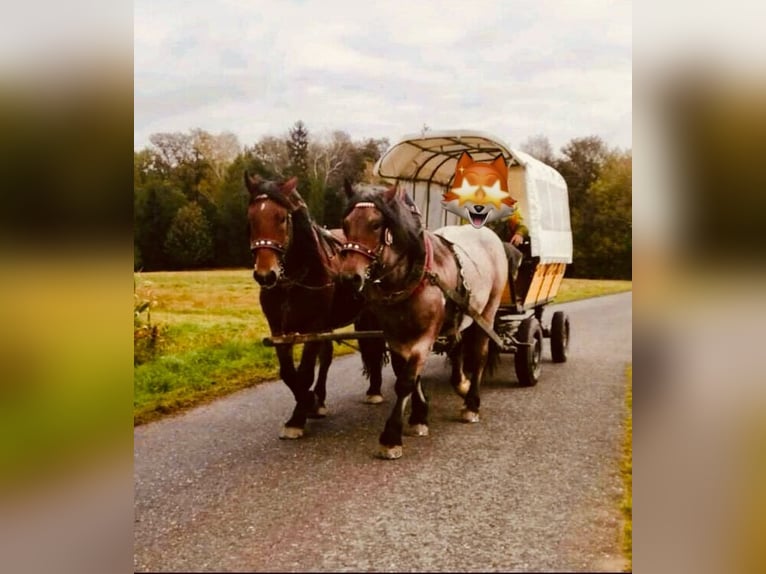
<box><xmin>554</xmin><ymin>278</ymin><xmax>632</xmax><ymax>303</ymax></box>
<box><xmin>133</xmin><ymin>269</ymin><xmax>357</xmax><ymax>424</ymax></box>
<box><xmin>134</xmin><ymin>270</ymin><xmax>631</xmax><ymax>425</ymax></box>
<box><xmin>621</xmin><ymin>365</ymin><xmax>633</xmax><ymax>569</ymax></box>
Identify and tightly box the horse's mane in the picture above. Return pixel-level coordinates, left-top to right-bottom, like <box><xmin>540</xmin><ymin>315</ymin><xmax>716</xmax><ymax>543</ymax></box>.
<box><xmin>343</xmin><ymin>184</ymin><xmax>424</xmax><ymax>259</ymax></box>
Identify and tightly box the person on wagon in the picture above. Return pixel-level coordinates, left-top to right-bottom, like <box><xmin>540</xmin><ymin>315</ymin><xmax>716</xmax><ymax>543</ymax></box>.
<box><xmin>487</xmin><ymin>209</ymin><xmax>529</xmax><ymax>281</ymax></box>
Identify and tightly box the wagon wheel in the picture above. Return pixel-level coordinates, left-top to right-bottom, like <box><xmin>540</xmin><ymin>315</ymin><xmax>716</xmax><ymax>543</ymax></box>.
<box><xmin>514</xmin><ymin>317</ymin><xmax>543</xmax><ymax>386</ymax></box>
<box><xmin>550</xmin><ymin>311</ymin><xmax>570</xmax><ymax>363</ymax></box>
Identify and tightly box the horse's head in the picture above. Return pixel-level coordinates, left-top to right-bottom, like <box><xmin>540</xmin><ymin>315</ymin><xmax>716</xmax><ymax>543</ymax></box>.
<box><xmin>244</xmin><ymin>172</ymin><xmax>305</xmax><ymax>288</ymax></box>
<box><xmin>339</xmin><ymin>181</ymin><xmax>422</xmax><ymax>293</ymax></box>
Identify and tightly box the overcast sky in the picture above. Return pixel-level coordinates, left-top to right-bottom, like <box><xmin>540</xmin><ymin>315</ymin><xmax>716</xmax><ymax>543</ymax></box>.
<box><xmin>134</xmin><ymin>0</ymin><xmax>631</xmax><ymax>153</ymax></box>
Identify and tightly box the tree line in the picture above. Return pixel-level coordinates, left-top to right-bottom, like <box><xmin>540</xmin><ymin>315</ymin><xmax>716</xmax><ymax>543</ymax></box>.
<box><xmin>134</xmin><ymin>122</ymin><xmax>631</xmax><ymax>279</ymax></box>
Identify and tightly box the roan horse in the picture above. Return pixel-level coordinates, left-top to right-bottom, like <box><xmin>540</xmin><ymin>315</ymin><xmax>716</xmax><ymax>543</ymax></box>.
<box><xmin>340</xmin><ymin>182</ymin><xmax>508</xmax><ymax>459</ymax></box>
<box><xmin>245</xmin><ymin>173</ymin><xmax>387</xmax><ymax>439</ymax></box>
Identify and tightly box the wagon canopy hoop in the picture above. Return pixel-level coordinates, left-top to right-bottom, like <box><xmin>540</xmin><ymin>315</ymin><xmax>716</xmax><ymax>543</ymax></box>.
<box><xmin>374</xmin><ymin>130</ymin><xmax>523</xmax><ymax>187</ymax></box>
<box><xmin>373</xmin><ymin>129</ymin><xmax>572</xmax><ymax>265</ymax></box>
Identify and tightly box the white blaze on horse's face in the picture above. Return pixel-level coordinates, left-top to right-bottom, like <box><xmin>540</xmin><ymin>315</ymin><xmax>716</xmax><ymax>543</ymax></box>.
<box><xmin>339</xmin><ymin>203</ymin><xmax>384</xmax><ymax>292</ymax></box>
<box><xmin>248</xmin><ymin>198</ymin><xmax>289</xmax><ymax>288</ymax></box>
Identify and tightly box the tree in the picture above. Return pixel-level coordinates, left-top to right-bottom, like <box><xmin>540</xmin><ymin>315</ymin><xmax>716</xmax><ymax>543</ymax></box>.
<box><xmin>287</xmin><ymin>120</ymin><xmax>309</xmax><ymax>181</ymax></box>
<box><xmin>555</xmin><ymin>136</ymin><xmax>610</xmax><ymax>212</ymax></box>
<box><xmin>520</xmin><ymin>134</ymin><xmax>556</xmax><ymax>165</ymax></box>
<box><xmin>305</xmin><ymin>130</ymin><xmax>357</xmax><ymax>224</ymax></box>
<box><xmin>163</xmin><ymin>202</ymin><xmax>214</xmax><ymax>269</ymax></box>
<box><xmin>134</xmin><ymin>147</ymin><xmax>189</xmax><ymax>271</ymax></box>
<box><xmin>193</xmin><ymin>129</ymin><xmax>241</xmax><ymax>197</ymax></box>
<box><xmin>213</xmin><ymin>154</ymin><xmax>259</xmax><ymax>268</ymax></box>
<box><xmin>554</xmin><ymin>136</ymin><xmax>612</xmax><ymax>278</ymax></box>
<box><xmin>247</xmin><ymin>136</ymin><xmax>291</xmax><ymax>179</ymax></box>
<box><xmin>580</xmin><ymin>151</ymin><xmax>632</xmax><ymax>279</ymax></box>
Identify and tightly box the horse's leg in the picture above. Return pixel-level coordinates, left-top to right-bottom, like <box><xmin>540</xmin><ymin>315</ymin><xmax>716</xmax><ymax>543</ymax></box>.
<box><xmin>377</xmin><ymin>348</ymin><xmax>427</xmax><ymax>459</ymax></box>
<box><xmin>309</xmin><ymin>340</ymin><xmax>333</xmax><ymax>418</ymax></box>
<box><xmin>278</xmin><ymin>342</ymin><xmax>323</xmax><ymax>438</ymax></box>
<box><xmin>356</xmin><ymin>311</ymin><xmax>386</xmax><ymax>404</ymax></box>
<box><xmin>447</xmin><ymin>336</ymin><xmax>470</xmax><ymax>398</ymax></box>
<box><xmin>461</xmin><ymin>330</ymin><xmax>490</xmax><ymax>424</ymax></box>
<box><xmin>295</xmin><ymin>340</ymin><xmax>323</xmax><ymax>415</ymax></box>
<box><xmin>275</xmin><ymin>344</ymin><xmax>306</xmax><ymax>439</ymax></box>
<box><xmin>407</xmin><ymin>376</ymin><xmax>429</xmax><ymax>437</ymax></box>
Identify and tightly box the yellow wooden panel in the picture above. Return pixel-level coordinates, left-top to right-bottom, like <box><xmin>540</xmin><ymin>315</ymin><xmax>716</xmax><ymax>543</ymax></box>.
<box><xmin>546</xmin><ymin>264</ymin><xmax>566</xmax><ymax>300</ymax></box>
<box><xmin>522</xmin><ymin>265</ymin><xmax>547</xmax><ymax>307</ymax></box>
<box><xmin>537</xmin><ymin>264</ymin><xmax>556</xmax><ymax>304</ymax></box>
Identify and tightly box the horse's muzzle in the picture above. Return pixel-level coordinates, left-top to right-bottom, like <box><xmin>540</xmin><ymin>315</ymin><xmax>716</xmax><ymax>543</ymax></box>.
<box><xmin>253</xmin><ymin>269</ymin><xmax>278</xmax><ymax>288</ymax></box>
<box><xmin>348</xmin><ymin>272</ymin><xmax>365</xmax><ymax>293</ymax></box>
<box><xmin>339</xmin><ymin>269</ymin><xmax>365</xmax><ymax>293</ymax></box>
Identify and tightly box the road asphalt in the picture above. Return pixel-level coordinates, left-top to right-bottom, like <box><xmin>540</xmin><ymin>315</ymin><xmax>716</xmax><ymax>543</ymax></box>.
<box><xmin>135</xmin><ymin>291</ymin><xmax>632</xmax><ymax>572</ymax></box>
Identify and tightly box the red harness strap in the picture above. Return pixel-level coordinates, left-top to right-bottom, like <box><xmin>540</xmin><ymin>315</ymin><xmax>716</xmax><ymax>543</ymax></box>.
<box><xmin>410</xmin><ymin>233</ymin><xmax>433</xmax><ymax>297</ymax></box>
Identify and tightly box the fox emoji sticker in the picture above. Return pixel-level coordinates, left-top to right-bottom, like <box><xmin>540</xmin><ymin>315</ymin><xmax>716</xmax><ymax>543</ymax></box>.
<box><xmin>442</xmin><ymin>152</ymin><xmax>517</xmax><ymax>228</ymax></box>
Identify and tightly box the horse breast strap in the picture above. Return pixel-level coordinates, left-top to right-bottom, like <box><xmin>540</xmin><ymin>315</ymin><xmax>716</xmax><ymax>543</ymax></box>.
<box><xmin>375</xmin><ymin>233</ymin><xmax>433</xmax><ymax>304</ymax></box>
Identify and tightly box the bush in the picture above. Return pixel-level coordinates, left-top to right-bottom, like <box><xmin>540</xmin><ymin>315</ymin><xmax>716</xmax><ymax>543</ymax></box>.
<box><xmin>134</xmin><ymin>278</ymin><xmax>164</xmax><ymax>365</ymax></box>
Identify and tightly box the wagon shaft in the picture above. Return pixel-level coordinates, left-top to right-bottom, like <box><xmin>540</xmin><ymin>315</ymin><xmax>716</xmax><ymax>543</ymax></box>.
<box><xmin>263</xmin><ymin>330</ymin><xmax>385</xmax><ymax>347</ymax></box>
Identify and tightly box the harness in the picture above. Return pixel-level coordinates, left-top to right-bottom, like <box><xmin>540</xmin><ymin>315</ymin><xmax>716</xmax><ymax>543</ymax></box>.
<box><xmin>339</xmin><ymin>201</ymin><xmax>505</xmax><ymax>345</ymax></box>
<box><xmin>341</xmin><ymin>201</ymin><xmax>432</xmax><ymax>305</ymax></box>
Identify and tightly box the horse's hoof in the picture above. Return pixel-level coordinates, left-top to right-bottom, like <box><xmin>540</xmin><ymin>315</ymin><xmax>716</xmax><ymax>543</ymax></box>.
<box><xmin>365</xmin><ymin>394</ymin><xmax>384</xmax><ymax>404</ymax></box>
<box><xmin>279</xmin><ymin>426</ymin><xmax>304</xmax><ymax>439</ymax></box>
<box><xmin>307</xmin><ymin>406</ymin><xmax>328</xmax><ymax>419</ymax></box>
<box><xmin>407</xmin><ymin>424</ymin><xmax>429</xmax><ymax>437</ymax></box>
<box><xmin>456</xmin><ymin>377</ymin><xmax>470</xmax><ymax>397</ymax></box>
<box><xmin>376</xmin><ymin>445</ymin><xmax>403</xmax><ymax>459</ymax></box>
<box><xmin>460</xmin><ymin>409</ymin><xmax>480</xmax><ymax>423</ymax></box>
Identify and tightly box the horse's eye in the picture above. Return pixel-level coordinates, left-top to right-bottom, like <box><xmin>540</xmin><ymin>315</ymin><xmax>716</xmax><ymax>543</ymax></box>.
<box><xmin>279</xmin><ymin>216</ymin><xmax>287</xmax><ymax>225</ymax></box>
<box><xmin>371</xmin><ymin>222</ymin><xmax>381</xmax><ymax>231</ymax></box>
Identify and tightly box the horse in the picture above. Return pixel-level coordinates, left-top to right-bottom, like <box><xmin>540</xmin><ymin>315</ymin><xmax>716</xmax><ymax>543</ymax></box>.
<box><xmin>244</xmin><ymin>173</ymin><xmax>387</xmax><ymax>439</ymax></box>
<box><xmin>339</xmin><ymin>182</ymin><xmax>508</xmax><ymax>459</ymax></box>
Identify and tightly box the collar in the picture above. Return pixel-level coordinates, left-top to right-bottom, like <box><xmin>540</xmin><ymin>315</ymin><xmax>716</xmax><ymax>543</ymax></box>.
<box><xmin>374</xmin><ymin>232</ymin><xmax>433</xmax><ymax>305</ymax></box>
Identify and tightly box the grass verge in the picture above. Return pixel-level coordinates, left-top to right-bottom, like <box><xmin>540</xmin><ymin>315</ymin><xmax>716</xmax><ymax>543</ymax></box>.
<box><xmin>134</xmin><ymin>270</ymin><xmax>631</xmax><ymax>425</ymax></box>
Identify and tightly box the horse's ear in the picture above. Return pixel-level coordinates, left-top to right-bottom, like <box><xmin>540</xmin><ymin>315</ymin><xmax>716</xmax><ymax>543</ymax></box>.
<box><xmin>280</xmin><ymin>176</ymin><xmax>298</xmax><ymax>196</ymax></box>
<box><xmin>343</xmin><ymin>178</ymin><xmax>355</xmax><ymax>199</ymax></box>
<box><xmin>383</xmin><ymin>183</ymin><xmax>400</xmax><ymax>204</ymax></box>
<box><xmin>244</xmin><ymin>171</ymin><xmax>261</xmax><ymax>194</ymax></box>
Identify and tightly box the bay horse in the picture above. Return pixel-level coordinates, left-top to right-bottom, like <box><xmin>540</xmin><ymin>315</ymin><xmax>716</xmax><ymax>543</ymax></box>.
<box><xmin>339</xmin><ymin>182</ymin><xmax>508</xmax><ymax>459</ymax></box>
<box><xmin>245</xmin><ymin>173</ymin><xmax>387</xmax><ymax>439</ymax></box>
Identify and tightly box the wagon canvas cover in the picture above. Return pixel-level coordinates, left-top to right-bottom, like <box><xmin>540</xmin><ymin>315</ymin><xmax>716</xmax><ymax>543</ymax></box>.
<box><xmin>374</xmin><ymin>130</ymin><xmax>573</xmax><ymax>263</ymax></box>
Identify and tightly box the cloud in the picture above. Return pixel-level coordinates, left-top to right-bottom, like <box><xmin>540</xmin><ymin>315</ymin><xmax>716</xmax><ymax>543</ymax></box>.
<box><xmin>134</xmin><ymin>0</ymin><xmax>631</xmax><ymax>152</ymax></box>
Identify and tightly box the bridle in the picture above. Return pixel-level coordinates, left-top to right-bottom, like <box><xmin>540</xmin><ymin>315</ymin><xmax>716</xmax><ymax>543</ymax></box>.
<box><xmin>340</xmin><ymin>201</ymin><xmax>431</xmax><ymax>303</ymax></box>
<box><xmin>249</xmin><ymin>193</ymin><xmax>334</xmax><ymax>291</ymax></box>
<box><xmin>249</xmin><ymin>194</ymin><xmax>295</xmax><ymax>288</ymax></box>
<box><xmin>249</xmin><ymin>194</ymin><xmax>294</xmax><ymax>257</ymax></box>
<box><xmin>340</xmin><ymin>202</ymin><xmax>393</xmax><ymax>280</ymax></box>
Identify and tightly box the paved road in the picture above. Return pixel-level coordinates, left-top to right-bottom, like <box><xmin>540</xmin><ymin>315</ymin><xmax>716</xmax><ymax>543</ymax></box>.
<box><xmin>134</xmin><ymin>292</ymin><xmax>632</xmax><ymax>572</ymax></box>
